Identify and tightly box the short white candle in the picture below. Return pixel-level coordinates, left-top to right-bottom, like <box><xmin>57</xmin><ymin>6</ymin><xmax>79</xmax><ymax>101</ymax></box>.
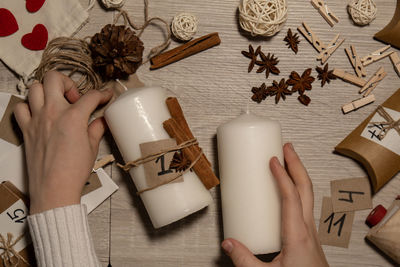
<box><xmin>104</xmin><ymin>86</ymin><xmax>213</xmax><ymax>228</ymax></box>
<box><xmin>217</xmin><ymin>113</ymin><xmax>282</xmax><ymax>255</ymax></box>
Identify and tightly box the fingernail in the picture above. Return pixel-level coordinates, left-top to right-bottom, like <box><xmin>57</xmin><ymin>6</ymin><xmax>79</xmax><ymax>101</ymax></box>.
<box><xmin>271</xmin><ymin>156</ymin><xmax>280</xmax><ymax>167</ymax></box>
<box><xmin>288</xmin><ymin>143</ymin><xmax>294</xmax><ymax>151</ymax></box>
<box><xmin>222</xmin><ymin>240</ymin><xmax>233</xmax><ymax>255</ymax></box>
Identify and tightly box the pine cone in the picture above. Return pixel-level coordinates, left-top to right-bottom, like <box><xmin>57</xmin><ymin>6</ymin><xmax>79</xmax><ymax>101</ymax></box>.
<box><xmin>89</xmin><ymin>24</ymin><xmax>144</xmax><ymax>80</ymax></box>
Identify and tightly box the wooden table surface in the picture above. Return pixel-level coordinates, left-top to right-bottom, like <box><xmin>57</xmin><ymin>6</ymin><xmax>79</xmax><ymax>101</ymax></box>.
<box><xmin>1</xmin><ymin>0</ymin><xmax>399</xmax><ymax>266</ymax></box>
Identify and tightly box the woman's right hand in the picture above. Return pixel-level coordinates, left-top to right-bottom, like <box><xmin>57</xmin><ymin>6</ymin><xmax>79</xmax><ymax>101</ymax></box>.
<box><xmin>221</xmin><ymin>143</ymin><xmax>329</xmax><ymax>267</ymax></box>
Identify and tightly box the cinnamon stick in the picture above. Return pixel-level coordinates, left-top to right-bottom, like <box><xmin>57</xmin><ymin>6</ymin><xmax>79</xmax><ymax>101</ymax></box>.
<box><xmin>165</xmin><ymin>97</ymin><xmax>211</xmax><ymax>167</ymax></box>
<box><xmin>150</xmin><ymin>32</ymin><xmax>221</xmax><ymax>70</ymax></box>
<box><xmin>163</xmin><ymin>118</ymin><xmax>219</xmax><ymax>190</ymax></box>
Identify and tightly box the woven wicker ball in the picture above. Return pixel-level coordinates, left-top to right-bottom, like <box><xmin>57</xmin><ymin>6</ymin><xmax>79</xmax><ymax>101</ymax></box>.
<box><xmin>239</xmin><ymin>0</ymin><xmax>288</xmax><ymax>37</ymax></box>
<box><xmin>348</xmin><ymin>0</ymin><xmax>377</xmax><ymax>26</ymax></box>
<box><xmin>171</xmin><ymin>13</ymin><xmax>198</xmax><ymax>41</ymax></box>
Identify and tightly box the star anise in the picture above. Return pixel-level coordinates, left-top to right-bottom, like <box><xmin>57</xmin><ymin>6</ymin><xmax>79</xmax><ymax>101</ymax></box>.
<box><xmin>287</xmin><ymin>68</ymin><xmax>315</xmax><ymax>95</ymax></box>
<box><xmin>316</xmin><ymin>63</ymin><xmax>336</xmax><ymax>87</ymax></box>
<box><xmin>256</xmin><ymin>51</ymin><xmax>280</xmax><ymax>78</ymax></box>
<box><xmin>169</xmin><ymin>151</ymin><xmax>191</xmax><ymax>172</ymax></box>
<box><xmin>284</xmin><ymin>28</ymin><xmax>300</xmax><ymax>54</ymax></box>
<box><xmin>251</xmin><ymin>83</ymin><xmax>269</xmax><ymax>103</ymax></box>
<box><xmin>298</xmin><ymin>94</ymin><xmax>311</xmax><ymax>106</ymax></box>
<box><xmin>268</xmin><ymin>78</ymin><xmax>292</xmax><ymax>104</ymax></box>
<box><xmin>241</xmin><ymin>45</ymin><xmax>261</xmax><ymax>73</ymax></box>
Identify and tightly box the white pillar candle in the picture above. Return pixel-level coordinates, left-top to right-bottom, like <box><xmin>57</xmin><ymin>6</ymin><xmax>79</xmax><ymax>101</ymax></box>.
<box><xmin>104</xmin><ymin>86</ymin><xmax>213</xmax><ymax>228</ymax></box>
<box><xmin>217</xmin><ymin>113</ymin><xmax>282</xmax><ymax>255</ymax></box>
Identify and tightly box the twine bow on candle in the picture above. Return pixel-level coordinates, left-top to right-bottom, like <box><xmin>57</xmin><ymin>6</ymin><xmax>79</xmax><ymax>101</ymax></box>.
<box><xmin>117</xmin><ymin>138</ymin><xmax>203</xmax><ymax>194</ymax></box>
<box><xmin>0</xmin><ymin>233</ymin><xmax>30</xmax><ymax>267</ymax></box>
<box><xmin>369</xmin><ymin>105</ymin><xmax>400</xmax><ymax>140</ymax></box>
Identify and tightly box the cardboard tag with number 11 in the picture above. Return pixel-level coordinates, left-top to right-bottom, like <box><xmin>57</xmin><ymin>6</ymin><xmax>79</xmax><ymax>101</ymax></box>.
<box><xmin>318</xmin><ymin>197</ymin><xmax>355</xmax><ymax>248</ymax></box>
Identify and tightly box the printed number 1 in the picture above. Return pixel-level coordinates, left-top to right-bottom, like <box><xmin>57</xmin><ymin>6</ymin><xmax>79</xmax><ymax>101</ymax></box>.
<box><xmin>155</xmin><ymin>155</ymin><xmax>173</xmax><ymax>176</ymax></box>
<box><xmin>7</xmin><ymin>208</ymin><xmax>27</xmax><ymax>223</ymax></box>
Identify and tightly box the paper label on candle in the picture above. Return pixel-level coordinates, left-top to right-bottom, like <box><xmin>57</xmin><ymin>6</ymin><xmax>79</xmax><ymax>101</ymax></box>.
<box><xmin>0</xmin><ymin>199</ymin><xmax>29</xmax><ymax>253</ymax></box>
<box><xmin>0</xmin><ymin>95</ymin><xmax>24</xmax><ymax>146</ymax></box>
<box><xmin>361</xmin><ymin>107</ymin><xmax>400</xmax><ymax>156</ymax></box>
<box><xmin>330</xmin><ymin>178</ymin><xmax>372</xmax><ymax>212</ymax></box>
<box><xmin>318</xmin><ymin>197</ymin><xmax>355</xmax><ymax>248</ymax></box>
<box><xmin>140</xmin><ymin>139</ymin><xmax>183</xmax><ymax>188</ymax></box>
<box><xmin>81</xmin><ymin>172</ymin><xmax>102</xmax><ymax>196</ymax></box>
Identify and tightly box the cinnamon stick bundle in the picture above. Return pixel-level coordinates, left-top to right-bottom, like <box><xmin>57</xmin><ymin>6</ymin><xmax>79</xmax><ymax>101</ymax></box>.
<box><xmin>150</xmin><ymin>32</ymin><xmax>221</xmax><ymax>70</ymax></box>
<box><xmin>163</xmin><ymin>98</ymin><xmax>219</xmax><ymax>189</ymax></box>
<box><xmin>165</xmin><ymin>97</ymin><xmax>211</xmax><ymax>167</ymax></box>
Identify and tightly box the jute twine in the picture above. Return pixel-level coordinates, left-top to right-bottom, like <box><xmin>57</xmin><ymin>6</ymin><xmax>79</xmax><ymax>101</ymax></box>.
<box><xmin>34</xmin><ymin>0</ymin><xmax>171</xmax><ymax>93</ymax></box>
<box><xmin>348</xmin><ymin>0</ymin><xmax>377</xmax><ymax>26</ymax></box>
<box><xmin>117</xmin><ymin>139</ymin><xmax>202</xmax><ymax>194</ymax></box>
<box><xmin>171</xmin><ymin>13</ymin><xmax>198</xmax><ymax>41</ymax></box>
<box><xmin>239</xmin><ymin>0</ymin><xmax>288</xmax><ymax>37</ymax></box>
<box><xmin>34</xmin><ymin>37</ymin><xmax>102</xmax><ymax>94</ymax></box>
<box><xmin>113</xmin><ymin>0</ymin><xmax>171</xmax><ymax>61</ymax></box>
<box><xmin>369</xmin><ymin>105</ymin><xmax>400</xmax><ymax>140</ymax></box>
<box><xmin>101</xmin><ymin>0</ymin><xmax>125</xmax><ymax>9</ymax></box>
<box><xmin>0</xmin><ymin>233</ymin><xmax>30</xmax><ymax>267</ymax></box>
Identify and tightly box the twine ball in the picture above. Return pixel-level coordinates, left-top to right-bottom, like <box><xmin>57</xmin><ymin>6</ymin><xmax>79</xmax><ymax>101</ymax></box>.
<box><xmin>239</xmin><ymin>0</ymin><xmax>288</xmax><ymax>37</ymax></box>
<box><xmin>171</xmin><ymin>13</ymin><xmax>198</xmax><ymax>41</ymax></box>
<box><xmin>348</xmin><ymin>0</ymin><xmax>377</xmax><ymax>26</ymax></box>
<box><xmin>101</xmin><ymin>0</ymin><xmax>125</xmax><ymax>9</ymax></box>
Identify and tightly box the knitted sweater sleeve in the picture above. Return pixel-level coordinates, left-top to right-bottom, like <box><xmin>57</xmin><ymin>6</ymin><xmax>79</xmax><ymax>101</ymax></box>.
<box><xmin>27</xmin><ymin>204</ymin><xmax>101</xmax><ymax>267</ymax></box>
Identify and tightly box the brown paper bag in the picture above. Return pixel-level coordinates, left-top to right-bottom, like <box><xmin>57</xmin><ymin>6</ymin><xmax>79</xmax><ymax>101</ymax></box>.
<box><xmin>0</xmin><ymin>181</ymin><xmax>35</xmax><ymax>267</ymax></box>
<box><xmin>335</xmin><ymin>89</ymin><xmax>400</xmax><ymax>193</ymax></box>
<box><xmin>366</xmin><ymin>199</ymin><xmax>400</xmax><ymax>264</ymax></box>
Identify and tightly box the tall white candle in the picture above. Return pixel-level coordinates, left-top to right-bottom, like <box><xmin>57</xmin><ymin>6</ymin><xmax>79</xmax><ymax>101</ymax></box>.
<box><xmin>217</xmin><ymin>113</ymin><xmax>282</xmax><ymax>255</ymax></box>
<box><xmin>104</xmin><ymin>86</ymin><xmax>213</xmax><ymax>228</ymax></box>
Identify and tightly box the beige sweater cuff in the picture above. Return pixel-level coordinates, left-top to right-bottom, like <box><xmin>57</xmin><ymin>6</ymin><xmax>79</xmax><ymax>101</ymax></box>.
<box><xmin>28</xmin><ymin>204</ymin><xmax>100</xmax><ymax>267</ymax></box>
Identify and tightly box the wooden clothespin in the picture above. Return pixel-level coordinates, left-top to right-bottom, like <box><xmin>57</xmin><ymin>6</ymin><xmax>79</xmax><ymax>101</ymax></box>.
<box><xmin>93</xmin><ymin>154</ymin><xmax>115</xmax><ymax>172</ymax></box>
<box><xmin>332</xmin><ymin>68</ymin><xmax>367</xmax><ymax>87</ymax></box>
<box><xmin>342</xmin><ymin>94</ymin><xmax>375</xmax><ymax>114</ymax></box>
<box><xmin>345</xmin><ymin>45</ymin><xmax>366</xmax><ymax>77</ymax></box>
<box><xmin>310</xmin><ymin>0</ymin><xmax>339</xmax><ymax>27</ymax></box>
<box><xmin>361</xmin><ymin>45</ymin><xmax>394</xmax><ymax>67</ymax></box>
<box><xmin>317</xmin><ymin>34</ymin><xmax>345</xmax><ymax>64</ymax></box>
<box><xmin>390</xmin><ymin>52</ymin><xmax>400</xmax><ymax>76</ymax></box>
<box><xmin>359</xmin><ymin>67</ymin><xmax>386</xmax><ymax>97</ymax></box>
<box><xmin>298</xmin><ymin>22</ymin><xmax>326</xmax><ymax>53</ymax></box>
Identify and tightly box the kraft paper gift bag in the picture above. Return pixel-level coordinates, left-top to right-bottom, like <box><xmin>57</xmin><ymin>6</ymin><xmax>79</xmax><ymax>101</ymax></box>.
<box><xmin>335</xmin><ymin>89</ymin><xmax>400</xmax><ymax>193</ymax></box>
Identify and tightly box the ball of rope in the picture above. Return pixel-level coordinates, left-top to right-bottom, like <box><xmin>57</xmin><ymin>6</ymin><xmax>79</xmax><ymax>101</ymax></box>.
<box><xmin>239</xmin><ymin>0</ymin><xmax>288</xmax><ymax>37</ymax></box>
<box><xmin>101</xmin><ymin>0</ymin><xmax>125</xmax><ymax>9</ymax></box>
<box><xmin>348</xmin><ymin>0</ymin><xmax>377</xmax><ymax>26</ymax></box>
<box><xmin>171</xmin><ymin>13</ymin><xmax>198</xmax><ymax>41</ymax></box>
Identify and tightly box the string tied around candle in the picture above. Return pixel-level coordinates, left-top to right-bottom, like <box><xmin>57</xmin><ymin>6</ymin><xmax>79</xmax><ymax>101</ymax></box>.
<box><xmin>368</xmin><ymin>105</ymin><xmax>400</xmax><ymax>140</ymax></box>
<box><xmin>0</xmin><ymin>233</ymin><xmax>30</xmax><ymax>267</ymax></box>
<box><xmin>117</xmin><ymin>138</ymin><xmax>203</xmax><ymax>195</ymax></box>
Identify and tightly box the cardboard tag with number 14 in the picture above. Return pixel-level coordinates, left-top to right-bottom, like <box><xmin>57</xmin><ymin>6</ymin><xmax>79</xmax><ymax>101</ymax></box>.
<box><xmin>140</xmin><ymin>139</ymin><xmax>183</xmax><ymax>188</ymax></box>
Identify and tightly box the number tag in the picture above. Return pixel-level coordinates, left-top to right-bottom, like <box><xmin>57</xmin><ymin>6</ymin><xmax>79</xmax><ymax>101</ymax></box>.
<box><xmin>361</xmin><ymin>106</ymin><xmax>400</xmax><ymax>155</ymax></box>
<box><xmin>140</xmin><ymin>139</ymin><xmax>184</xmax><ymax>188</ymax></box>
<box><xmin>318</xmin><ymin>197</ymin><xmax>355</xmax><ymax>248</ymax></box>
<box><xmin>0</xmin><ymin>199</ymin><xmax>29</xmax><ymax>252</ymax></box>
<box><xmin>330</xmin><ymin>178</ymin><xmax>372</xmax><ymax>212</ymax></box>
